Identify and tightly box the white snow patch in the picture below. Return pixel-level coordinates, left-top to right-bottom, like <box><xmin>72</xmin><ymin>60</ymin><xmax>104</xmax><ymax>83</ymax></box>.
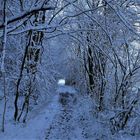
<box><xmin>58</xmin><ymin>79</ymin><xmax>65</xmax><ymax>86</ymax></box>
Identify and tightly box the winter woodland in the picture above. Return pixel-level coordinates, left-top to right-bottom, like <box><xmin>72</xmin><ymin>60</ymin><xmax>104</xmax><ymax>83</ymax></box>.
<box><xmin>0</xmin><ymin>0</ymin><xmax>140</xmax><ymax>139</ymax></box>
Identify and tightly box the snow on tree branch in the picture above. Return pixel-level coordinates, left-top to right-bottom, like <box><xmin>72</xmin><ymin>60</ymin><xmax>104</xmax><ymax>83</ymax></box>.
<box><xmin>0</xmin><ymin>5</ymin><xmax>55</xmax><ymax>29</ymax></box>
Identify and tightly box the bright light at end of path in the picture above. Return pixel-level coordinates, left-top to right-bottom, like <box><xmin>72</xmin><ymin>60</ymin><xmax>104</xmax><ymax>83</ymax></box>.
<box><xmin>58</xmin><ymin>79</ymin><xmax>65</xmax><ymax>85</ymax></box>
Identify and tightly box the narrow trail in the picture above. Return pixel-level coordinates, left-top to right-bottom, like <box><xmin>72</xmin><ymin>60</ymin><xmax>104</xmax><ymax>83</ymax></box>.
<box><xmin>1</xmin><ymin>85</ymin><xmax>107</xmax><ymax>140</ymax></box>
<box><xmin>44</xmin><ymin>85</ymin><xmax>94</xmax><ymax>140</ymax></box>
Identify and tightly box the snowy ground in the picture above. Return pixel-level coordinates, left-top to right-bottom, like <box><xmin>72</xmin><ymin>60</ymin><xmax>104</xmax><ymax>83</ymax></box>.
<box><xmin>0</xmin><ymin>93</ymin><xmax>60</xmax><ymax>140</ymax></box>
<box><xmin>0</xmin><ymin>85</ymin><xmax>139</xmax><ymax>140</ymax></box>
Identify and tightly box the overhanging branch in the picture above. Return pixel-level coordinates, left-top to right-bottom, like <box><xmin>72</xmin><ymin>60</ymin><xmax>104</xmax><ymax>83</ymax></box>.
<box><xmin>0</xmin><ymin>6</ymin><xmax>55</xmax><ymax>29</ymax></box>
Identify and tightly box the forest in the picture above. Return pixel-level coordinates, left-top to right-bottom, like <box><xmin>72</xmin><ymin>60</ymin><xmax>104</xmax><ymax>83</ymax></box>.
<box><xmin>0</xmin><ymin>0</ymin><xmax>140</xmax><ymax>139</ymax></box>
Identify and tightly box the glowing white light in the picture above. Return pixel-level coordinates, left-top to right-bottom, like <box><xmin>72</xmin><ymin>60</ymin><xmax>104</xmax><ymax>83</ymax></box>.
<box><xmin>58</xmin><ymin>79</ymin><xmax>65</xmax><ymax>85</ymax></box>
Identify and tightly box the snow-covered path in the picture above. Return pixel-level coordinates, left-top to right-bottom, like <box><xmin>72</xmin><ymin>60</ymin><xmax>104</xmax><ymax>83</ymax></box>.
<box><xmin>0</xmin><ymin>85</ymin><xmax>109</xmax><ymax>140</ymax></box>
<box><xmin>44</xmin><ymin>85</ymin><xmax>103</xmax><ymax>140</ymax></box>
<box><xmin>45</xmin><ymin>85</ymin><xmax>85</xmax><ymax>140</ymax></box>
<box><xmin>0</xmin><ymin>93</ymin><xmax>61</xmax><ymax>140</ymax></box>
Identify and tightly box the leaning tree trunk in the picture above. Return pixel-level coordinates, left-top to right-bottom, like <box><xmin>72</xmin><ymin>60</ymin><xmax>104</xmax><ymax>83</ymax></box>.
<box><xmin>14</xmin><ymin>31</ymin><xmax>32</xmax><ymax>121</ymax></box>
<box><xmin>14</xmin><ymin>10</ymin><xmax>46</xmax><ymax>122</ymax></box>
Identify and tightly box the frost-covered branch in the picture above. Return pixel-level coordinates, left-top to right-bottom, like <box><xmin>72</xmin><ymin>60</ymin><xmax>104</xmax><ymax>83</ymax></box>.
<box><xmin>0</xmin><ymin>5</ymin><xmax>55</xmax><ymax>29</ymax></box>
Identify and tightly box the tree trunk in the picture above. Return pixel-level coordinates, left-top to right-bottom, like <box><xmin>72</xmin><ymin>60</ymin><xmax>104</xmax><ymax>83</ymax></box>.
<box><xmin>1</xmin><ymin>0</ymin><xmax>7</xmax><ymax>132</ymax></box>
